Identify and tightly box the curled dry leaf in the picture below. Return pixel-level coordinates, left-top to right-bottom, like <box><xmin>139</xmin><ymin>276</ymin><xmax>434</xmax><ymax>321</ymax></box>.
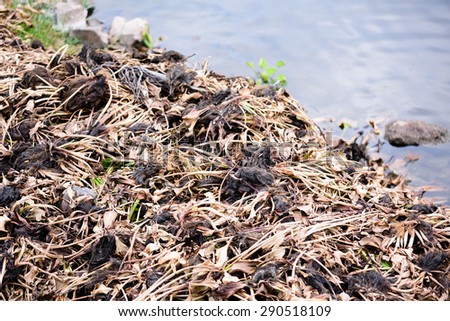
<box><xmin>103</xmin><ymin>210</ymin><xmax>118</xmax><ymax>229</ymax></box>
<box><xmin>0</xmin><ymin>215</ymin><xmax>11</xmax><ymax>231</ymax></box>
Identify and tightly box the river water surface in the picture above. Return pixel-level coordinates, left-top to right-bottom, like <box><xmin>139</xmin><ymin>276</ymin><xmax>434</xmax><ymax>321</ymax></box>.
<box><xmin>93</xmin><ymin>0</ymin><xmax>450</xmax><ymax>203</ymax></box>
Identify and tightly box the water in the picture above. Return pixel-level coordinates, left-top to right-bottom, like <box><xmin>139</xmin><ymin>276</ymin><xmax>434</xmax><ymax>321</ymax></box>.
<box><xmin>93</xmin><ymin>0</ymin><xmax>450</xmax><ymax>204</ymax></box>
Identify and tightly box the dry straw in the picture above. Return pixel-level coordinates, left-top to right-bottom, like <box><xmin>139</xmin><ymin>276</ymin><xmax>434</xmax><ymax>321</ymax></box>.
<box><xmin>0</xmin><ymin>7</ymin><xmax>448</xmax><ymax>301</ymax></box>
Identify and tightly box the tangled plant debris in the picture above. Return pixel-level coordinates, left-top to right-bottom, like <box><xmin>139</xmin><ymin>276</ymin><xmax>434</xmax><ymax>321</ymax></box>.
<box><xmin>0</xmin><ymin>8</ymin><xmax>449</xmax><ymax>301</ymax></box>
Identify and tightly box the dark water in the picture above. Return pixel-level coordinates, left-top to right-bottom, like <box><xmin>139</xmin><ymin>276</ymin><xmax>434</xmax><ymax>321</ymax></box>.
<box><xmin>93</xmin><ymin>0</ymin><xmax>450</xmax><ymax>204</ymax></box>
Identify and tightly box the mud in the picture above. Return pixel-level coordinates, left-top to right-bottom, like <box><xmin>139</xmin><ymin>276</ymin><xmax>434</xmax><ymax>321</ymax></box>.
<box><xmin>272</xmin><ymin>195</ymin><xmax>290</xmax><ymax>213</ymax></box>
<box><xmin>411</xmin><ymin>204</ymin><xmax>438</xmax><ymax>214</ymax></box>
<box><xmin>212</xmin><ymin>282</ymin><xmax>246</xmax><ymax>300</ymax></box>
<box><xmin>63</xmin><ymin>59</ymin><xmax>83</xmax><ymax>75</ymax></box>
<box><xmin>152</xmin><ymin>210</ymin><xmax>174</xmax><ymax>225</ymax></box>
<box><xmin>149</xmin><ymin>50</ymin><xmax>186</xmax><ymax>64</ymax></box>
<box><xmin>0</xmin><ymin>161</ymin><xmax>11</xmax><ymax>175</ymax></box>
<box><xmin>0</xmin><ymin>253</ymin><xmax>23</xmax><ymax>284</ymax></box>
<box><xmin>12</xmin><ymin>144</ymin><xmax>54</xmax><ymax>171</ymax></box>
<box><xmin>251</xmin><ymin>85</ymin><xmax>277</xmax><ymax>98</ymax></box>
<box><xmin>20</xmin><ymin>65</ymin><xmax>52</xmax><ymax>89</ymax></box>
<box><xmin>60</xmin><ymin>74</ymin><xmax>108</xmax><ymax>112</ymax></box>
<box><xmin>9</xmin><ymin>119</ymin><xmax>37</xmax><ymax>141</ymax></box>
<box><xmin>164</xmin><ymin>65</ymin><xmax>196</xmax><ymax>97</ymax></box>
<box><xmin>347</xmin><ymin>271</ymin><xmax>390</xmax><ymax>294</ymax></box>
<box><xmin>305</xmin><ymin>271</ymin><xmax>335</xmax><ymax>294</ymax></box>
<box><xmin>419</xmin><ymin>251</ymin><xmax>448</xmax><ymax>272</ymax></box>
<box><xmin>0</xmin><ymin>186</ymin><xmax>21</xmax><ymax>206</ymax></box>
<box><xmin>80</xmin><ymin>270</ymin><xmax>111</xmax><ymax>294</ymax></box>
<box><xmin>238</xmin><ymin>167</ymin><xmax>274</xmax><ymax>185</ymax></box>
<box><xmin>145</xmin><ymin>270</ymin><xmax>163</xmax><ymax>288</ymax></box>
<box><xmin>11</xmin><ymin>224</ymin><xmax>49</xmax><ymax>241</ymax></box>
<box><xmin>129</xmin><ymin>122</ymin><xmax>154</xmax><ymax>134</ymax></box>
<box><xmin>133</xmin><ymin>163</ymin><xmax>162</xmax><ymax>186</ymax></box>
<box><xmin>252</xmin><ymin>263</ymin><xmax>278</xmax><ymax>283</ymax></box>
<box><xmin>79</xmin><ymin>44</ymin><xmax>114</xmax><ymax>67</ymax></box>
<box><xmin>88</xmin><ymin>234</ymin><xmax>117</xmax><ymax>268</ymax></box>
<box><xmin>223</xmin><ymin>167</ymin><xmax>274</xmax><ymax>198</ymax></box>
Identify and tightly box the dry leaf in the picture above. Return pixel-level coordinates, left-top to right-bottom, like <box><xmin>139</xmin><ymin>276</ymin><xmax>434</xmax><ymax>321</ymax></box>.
<box><xmin>103</xmin><ymin>210</ymin><xmax>118</xmax><ymax>229</ymax></box>
<box><xmin>215</xmin><ymin>243</ymin><xmax>230</xmax><ymax>268</ymax></box>
<box><xmin>229</xmin><ymin>261</ymin><xmax>257</xmax><ymax>274</ymax></box>
<box><xmin>182</xmin><ymin>108</ymin><xmax>202</xmax><ymax>135</ymax></box>
<box><xmin>222</xmin><ymin>272</ymin><xmax>240</xmax><ymax>284</ymax></box>
<box><xmin>93</xmin><ymin>284</ymin><xmax>113</xmax><ymax>295</ymax></box>
<box><xmin>212</xmin><ymin>282</ymin><xmax>246</xmax><ymax>300</ymax></box>
<box><xmin>0</xmin><ymin>215</ymin><xmax>11</xmax><ymax>231</ymax></box>
<box><xmin>359</xmin><ymin>236</ymin><xmax>382</xmax><ymax>249</ymax></box>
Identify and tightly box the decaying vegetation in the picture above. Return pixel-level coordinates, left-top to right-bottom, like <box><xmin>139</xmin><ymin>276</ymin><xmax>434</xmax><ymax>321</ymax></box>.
<box><xmin>0</xmin><ymin>8</ymin><xmax>449</xmax><ymax>301</ymax></box>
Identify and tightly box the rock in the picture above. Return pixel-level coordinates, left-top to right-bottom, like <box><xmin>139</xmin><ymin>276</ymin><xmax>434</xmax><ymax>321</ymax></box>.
<box><xmin>55</xmin><ymin>2</ymin><xmax>87</xmax><ymax>32</ymax></box>
<box><xmin>71</xmin><ymin>26</ymin><xmax>108</xmax><ymax>48</ymax></box>
<box><xmin>71</xmin><ymin>16</ymin><xmax>108</xmax><ymax>48</ymax></box>
<box><xmin>384</xmin><ymin>120</ymin><xmax>449</xmax><ymax>147</ymax></box>
<box><xmin>67</xmin><ymin>0</ymin><xmax>95</xmax><ymax>16</ymax></box>
<box><xmin>109</xmin><ymin>16</ymin><xmax>149</xmax><ymax>48</ymax></box>
<box><xmin>86</xmin><ymin>16</ymin><xmax>103</xmax><ymax>27</ymax></box>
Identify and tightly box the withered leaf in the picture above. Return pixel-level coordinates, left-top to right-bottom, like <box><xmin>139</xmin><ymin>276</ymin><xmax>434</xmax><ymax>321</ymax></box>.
<box><xmin>212</xmin><ymin>282</ymin><xmax>246</xmax><ymax>300</ymax></box>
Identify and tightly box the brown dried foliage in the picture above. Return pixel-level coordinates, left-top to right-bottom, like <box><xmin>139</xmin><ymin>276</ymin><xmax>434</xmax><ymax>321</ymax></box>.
<box><xmin>0</xmin><ymin>9</ymin><xmax>449</xmax><ymax>301</ymax></box>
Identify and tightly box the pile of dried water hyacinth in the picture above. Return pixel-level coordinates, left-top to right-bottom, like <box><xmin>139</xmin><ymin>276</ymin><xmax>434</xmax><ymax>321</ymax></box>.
<box><xmin>0</xmin><ymin>8</ymin><xmax>449</xmax><ymax>301</ymax></box>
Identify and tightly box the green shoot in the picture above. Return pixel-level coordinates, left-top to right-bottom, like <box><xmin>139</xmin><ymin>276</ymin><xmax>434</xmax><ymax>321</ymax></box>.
<box><xmin>102</xmin><ymin>157</ymin><xmax>135</xmax><ymax>173</ymax></box>
<box><xmin>128</xmin><ymin>199</ymin><xmax>144</xmax><ymax>222</ymax></box>
<box><xmin>142</xmin><ymin>24</ymin><xmax>153</xmax><ymax>49</ymax></box>
<box><xmin>381</xmin><ymin>260</ymin><xmax>392</xmax><ymax>269</ymax></box>
<box><xmin>246</xmin><ymin>57</ymin><xmax>288</xmax><ymax>88</ymax></box>
<box><xmin>15</xmin><ymin>10</ymin><xmax>80</xmax><ymax>51</ymax></box>
<box><xmin>91</xmin><ymin>177</ymin><xmax>104</xmax><ymax>187</ymax></box>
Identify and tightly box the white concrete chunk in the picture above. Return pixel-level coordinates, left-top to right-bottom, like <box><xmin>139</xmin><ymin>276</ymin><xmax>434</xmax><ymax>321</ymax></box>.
<box><xmin>109</xmin><ymin>16</ymin><xmax>149</xmax><ymax>47</ymax></box>
<box><xmin>55</xmin><ymin>2</ymin><xmax>87</xmax><ymax>32</ymax></box>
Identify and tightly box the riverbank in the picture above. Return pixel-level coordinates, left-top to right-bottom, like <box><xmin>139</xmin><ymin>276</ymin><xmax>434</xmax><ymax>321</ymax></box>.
<box><xmin>0</xmin><ymin>5</ymin><xmax>449</xmax><ymax>301</ymax></box>
<box><xmin>91</xmin><ymin>0</ymin><xmax>450</xmax><ymax>204</ymax></box>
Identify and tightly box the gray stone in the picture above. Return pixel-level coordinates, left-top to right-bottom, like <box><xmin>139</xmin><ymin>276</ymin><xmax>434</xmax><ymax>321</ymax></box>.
<box><xmin>86</xmin><ymin>16</ymin><xmax>103</xmax><ymax>27</ymax></box>
<box><xmin>71</xmin><ymin>26</ymin><xmax>108</xmax><ymax>48</ymax></box>
<box><xmin>67</xmin><ymin>0</ymin><xmax>95</xmax><ymax>9</ymax></box>
<box><xmin>109</xmin><ymin>16</ymin><xmax>149</xmax><ymax>47</ymax></box>
<box><xmin>55</xmin><ymin>2</ymin><xmax>87</xmax><ymax>32</ymax></box>
<box><xmin>385</xmin><ymin>120</ymin><xmax>449</xmax><ymax>147</ymax></box>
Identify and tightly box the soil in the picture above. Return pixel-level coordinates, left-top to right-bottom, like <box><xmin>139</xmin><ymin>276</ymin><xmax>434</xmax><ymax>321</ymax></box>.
<box><xmin>133</xmin><ymin>164</ymin><xmax>162</xmax><ymax>186</ymax></box>
<box><xmin>88</xmin><ymin>235</ymin><xmax>117</xmax><ymax>268</ymax></box>
<box><xmin>20</xmin><ymin>65</ymin><xmax>52</xmax><ymax>89</ymax></box>
<box><xmin>418</xmin><ymin>251</ymin><xmax>448</xmax><ymax>272</ymax></box>
<box><xmin>9</xmin><ymin>119</ymin><xmax>37</xmax><ymax>141</ymax></box>
<box><xmin>347</xmin><ymin>271</ymin><xmax>390</xmax><ymax>295</ymax></box>
<box><xmin>79</xmin><ymin>44</ymin><xmax>114</xmax><ymax>67</ymax></box>
<box><xmin>149</xmin><ymin>49</ymin><xmax>186</xmax><ymax>64</ymax></box>
<box><xmin>0</xmin><ymin>186</ymin><xmax>21</xmax><ymax>206</ymax></box>
<box><xmin>60</xmin><ymin>74</ymin><xmax>108</xmax><ymax>112</ymax></box>
<box><xmin>252</xmin><ymin>263</ymin><xmax>279</xmax><ymax>283</ymax></box>
<box><xmin>12</xmin><ymin>144</ymin><xmax>54</xmax><ymax>171</ymax></box>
